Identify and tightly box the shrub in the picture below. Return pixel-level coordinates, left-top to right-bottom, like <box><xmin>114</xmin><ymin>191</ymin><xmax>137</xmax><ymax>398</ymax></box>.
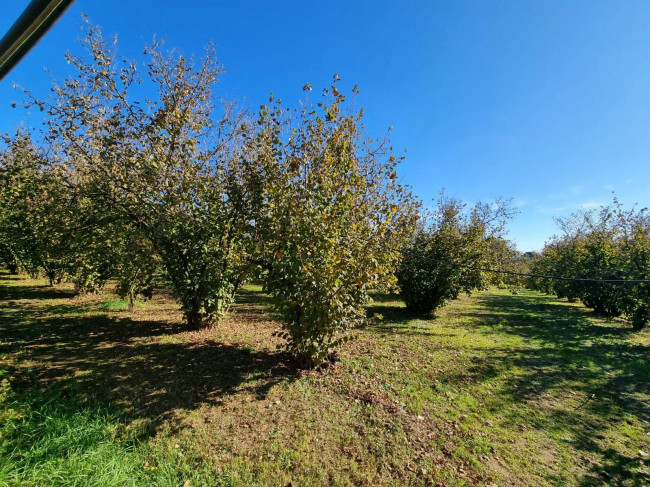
<box><xmin>533</xmin><ymin>200</ymin><xmax>649</xmax><ymax>329</ymax></box>
<box><xmin>248</xmin><ymin>83</ymin><xmax>418</xmax><ymax>366</ymax></box>
<box><xmin>398</xmin><ymin>194</ymin><xmax>513</xmax><ymax>314</ymax></box>
<box><xmin>29</xmin><ymin>24</ymin><xmax>252</xmax><ymax>328</ymax></box>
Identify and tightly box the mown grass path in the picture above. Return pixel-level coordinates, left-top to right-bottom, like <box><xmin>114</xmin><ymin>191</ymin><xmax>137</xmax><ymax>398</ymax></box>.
<box><xmin>1</xmin><ymin>272</ymin><xmax>648</xmax><ymax>486</ymax></box>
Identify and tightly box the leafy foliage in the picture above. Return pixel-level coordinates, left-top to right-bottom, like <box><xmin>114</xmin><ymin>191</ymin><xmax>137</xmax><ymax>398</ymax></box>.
<box><xmin>0</xmin><ymin>133</ymin><xmax>70</xmax><ymax>285</ymax></box>
<box><xmin>530</xmin><ymin>199</ymin><xmax>650</xmax><ymax>329</ymax></box>
<box><xmin>113</xmin><ymin>232</ymin><xmax>160</xmax><ymax>311</ymax></box>
<box><xmin>248</xmin><ymin>83</ymin><xmax>418</xmax><ymax>366</ymax></box>
<box><xmin>27</xmin><ymin>24</ymin><xmax>251</xmax><ymax>328</ymax></box>
<box><xmin>397</xmin><ymin>193</ymin><xmax>514</xmax><ymax>314</ymax></box>
<box><xmin>485</xmin><ymin>239</ymin><xmax>534</xmax><ymax>290</ymax></box>
<box><xmin>0</xmin><ymin>243</ymin><xmax>18</xmax><ymax>274</ymax></box>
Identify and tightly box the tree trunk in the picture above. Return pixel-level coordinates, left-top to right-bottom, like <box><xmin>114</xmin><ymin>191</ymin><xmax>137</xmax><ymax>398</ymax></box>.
<box><xmin>46</xmin><ymin>270</ymin><xmax>56</xmax><ymax>287</ymax></box>
<box><xmin>185</xmin><ymin>303</ymin><xmax>209</xmax><ymax>330</ymax></box>
<box><xmin>128</xmin><ymin>289</ymin><xmax>135</xmax><ymax>312</ymax></box>
<box><xmin>632</xmin><ymin>307</ymin><xmax>647</xmax><ymax>331</ymax></box>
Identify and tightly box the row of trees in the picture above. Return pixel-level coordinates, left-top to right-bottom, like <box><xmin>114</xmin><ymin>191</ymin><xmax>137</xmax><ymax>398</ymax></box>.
<box><xmin>1</xmin><ymin>25</ymin><xmax>423</xmax><ymax>366</ymax></box>
<box><xmin>1</xmin><ymin>24</ymin><xmax>521</xmax><ymax>365</ymax></box>
<box><xmin>530</xmin><ymin>200</ymin><xmax>649</xmax><ymax>329</ymax></box>
<box><xmin>5</xmin><ymin>23</ymin><xmax>643</xmax><ymax>368</ymax></box>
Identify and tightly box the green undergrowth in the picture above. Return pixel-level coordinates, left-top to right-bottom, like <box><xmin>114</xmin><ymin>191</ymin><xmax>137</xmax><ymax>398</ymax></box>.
<box><xmin>1</xmin><ymin>272</ymin><xmax>648</xmax><ymax>486</ymax></box>
<box><xmin>0</xmin><ymin>385</ymin><xmax>221</xmax><ymax>486</ymax></box>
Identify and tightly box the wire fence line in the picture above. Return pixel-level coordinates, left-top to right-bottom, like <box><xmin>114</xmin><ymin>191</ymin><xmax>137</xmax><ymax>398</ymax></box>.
<box><xmin>412</xmin><ymin>257</ymin><xmax>649</xmax><ymax>284</ymax></box>
<box><xmin>385</xmin><ymin>245</ymin><xmax>650</xmax><ymax>284</ymax></box>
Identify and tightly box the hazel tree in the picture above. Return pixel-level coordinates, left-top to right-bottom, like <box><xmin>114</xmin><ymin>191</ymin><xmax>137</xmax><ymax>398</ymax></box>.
<box><xmin>113</xmin><ymin>223</ymin><xmax>161</xmax><ymax>311</ymax></box>
<box><xmin>0</xmin><ymin>243</ymin><xmax>18</xmax><ymax>274</ymax></box>
<box><xmin>26</xmin><ymin>23</ymin><xmax>250</xmax><ymax>328</ymax></box>
<box><xmin>64</xmin><ymin>198</ymin><xmax>131</xmax><ymax>295</ymax></box>
<box><xmin>0</xmin><ymin>132</ymin><xmax>70</xmax><ymax>285</ymax></box>
<box><xmin>617</xmin><ymin>205</ymin><xmax>650</xmax><ymax>329</ymax></box>
<box><xmin>533</xmin><ymin>200</ymin><xmax>649</xmax><ymax>329</ymax></box>
<box><xmin>397</xmin><ymin>193</ymin><xmax>514</xmax><ymax>314</ymax></box>
<box><xmin>247</xmin><ymin>82</ymin><xmax>419</xmax><ymax>366</ymax></box>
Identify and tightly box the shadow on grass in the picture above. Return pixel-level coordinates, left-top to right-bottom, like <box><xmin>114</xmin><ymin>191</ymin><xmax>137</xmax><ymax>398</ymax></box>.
<box><xmin>0</xmin><ymin>282</ymin><xmax>76</xmax><ymax>301</ymax></box>
<box><xmin>0</xmin><ymin>278</ymin><xmax>299</xmax><ymax>440</ymax></box>
<box><xmin>232</xmin><ymin>286</ymin><xmax>278</xmax><ymax>318</ymax></box>
<box><xmin>364</xmin><ymin>293</ymin><xmax>438</xmax><ymax>333</ymax></box>
<box><xmin>356</xmin><ymin>289</ymin><xmax>649</xmax><ymax>484</ymax></box>
<box><xmin>364</xmin><ymin>306</ymin><xmax>441</xmax><ymax>338</ymax></box>
<box><xmin>368</xmin><ymin>292</ymin><xmax>403</xmax><ymax>304</ymax></box>
<box><xmin>458</xmin><ymin>291</ymin><xmax>650</xmax><ymax>485</ymax></box>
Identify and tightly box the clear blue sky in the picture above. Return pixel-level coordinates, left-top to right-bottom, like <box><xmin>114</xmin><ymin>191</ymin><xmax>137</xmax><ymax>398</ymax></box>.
<box><xmin>2</xmin><ymin>0</ymin><xmax>649</xmax><ymax>251</ymax></box>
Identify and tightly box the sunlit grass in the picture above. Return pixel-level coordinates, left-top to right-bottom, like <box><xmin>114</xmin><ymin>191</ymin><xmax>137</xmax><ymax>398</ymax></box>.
<box><xmin>1</xmin><ymin>272</ymin><xmax>648</xmax><ymax>486</ymax></box>
<box><xmin>101</xmin><ymin>299</ymin><xmax>147</xmax><ymax>311</ymax></box>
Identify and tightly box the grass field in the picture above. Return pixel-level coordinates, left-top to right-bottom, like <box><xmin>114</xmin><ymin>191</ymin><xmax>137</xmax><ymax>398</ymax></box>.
<box><xmin>0</xmin><ymin>271</ymin><xmax>649</xmax><ymax>486</ymax></box>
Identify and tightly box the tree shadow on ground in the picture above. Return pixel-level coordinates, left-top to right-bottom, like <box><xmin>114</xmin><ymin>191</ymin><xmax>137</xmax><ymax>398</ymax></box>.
<box><xmin>0</xmin><ymin>281</ymin><xmax>76</xmax><ymax>300</ymax></box>
<box><xmin>457</xmin><ymin>291</ymin><xmax>650</xmax><ymax>486</ymax></box>
<box><xmin>0</xmin><ymin>278</ymin><xmax>299</xmax><ymax>440</ymax></box>
<box><xmin>232</xmin><ymin>286</ymin><xmax>278</xmax><ymax>318</ymax></box>
<box><xmin>368</xmin><ymin>292</ymin><xmax>403</xmax><ymax>304</ymax></box>
<box><xmin>366</xmin><ymin>304</ymin><xmax>431</xmax><ymax>328</ymax></box>
<box><xmin>365</xmin><ymin>292</ymin><xmax>436</xmax><ymax>331</ymax></box>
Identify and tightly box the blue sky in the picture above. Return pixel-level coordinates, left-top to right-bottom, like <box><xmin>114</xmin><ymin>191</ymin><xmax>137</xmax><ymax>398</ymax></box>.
<box><xmin>1</xmin><ymin>0</ymin><xmax>649</xmax><ymax>251</ymax></box>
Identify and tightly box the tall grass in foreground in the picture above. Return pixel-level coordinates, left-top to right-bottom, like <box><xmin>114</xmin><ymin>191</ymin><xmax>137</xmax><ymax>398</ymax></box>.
<box><xmin>0</xmin><ymin>382</ymin><xmax>220</xmax><ymax>487</ymax></box>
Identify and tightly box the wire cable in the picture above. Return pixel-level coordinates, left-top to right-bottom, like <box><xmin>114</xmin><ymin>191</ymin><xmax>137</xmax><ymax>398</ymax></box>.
<box><xmin>401</xmin><ymin>253</ymin><xmax>650</xmax><ymax>284</ymax></box>
<box><xmin>381</xmin><ymin>242</ymin><xmax>650</xmax><ymax>284</ymax></box>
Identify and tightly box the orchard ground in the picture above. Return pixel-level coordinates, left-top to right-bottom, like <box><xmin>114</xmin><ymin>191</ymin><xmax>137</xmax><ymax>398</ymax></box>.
<box><xmin>0</xmin><ymin>270</ymin><xmax>649</xmax><ymax>486</ymax></box>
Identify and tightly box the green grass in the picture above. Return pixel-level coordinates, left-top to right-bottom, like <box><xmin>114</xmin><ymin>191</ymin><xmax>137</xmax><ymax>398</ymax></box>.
<box><xmin>0</xmin><ymin>390</ymin><xmax>223</xmax><ymax>486</ymax></box>
<box><xmin>0</xmin><ymin>271</ymin><xmax>648</xmax><ymax>486</ymax></box>
<box><xmin>101</xmin><ymin>300</ymin><xmax>147</xmax><ymax>312</ymax></box>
